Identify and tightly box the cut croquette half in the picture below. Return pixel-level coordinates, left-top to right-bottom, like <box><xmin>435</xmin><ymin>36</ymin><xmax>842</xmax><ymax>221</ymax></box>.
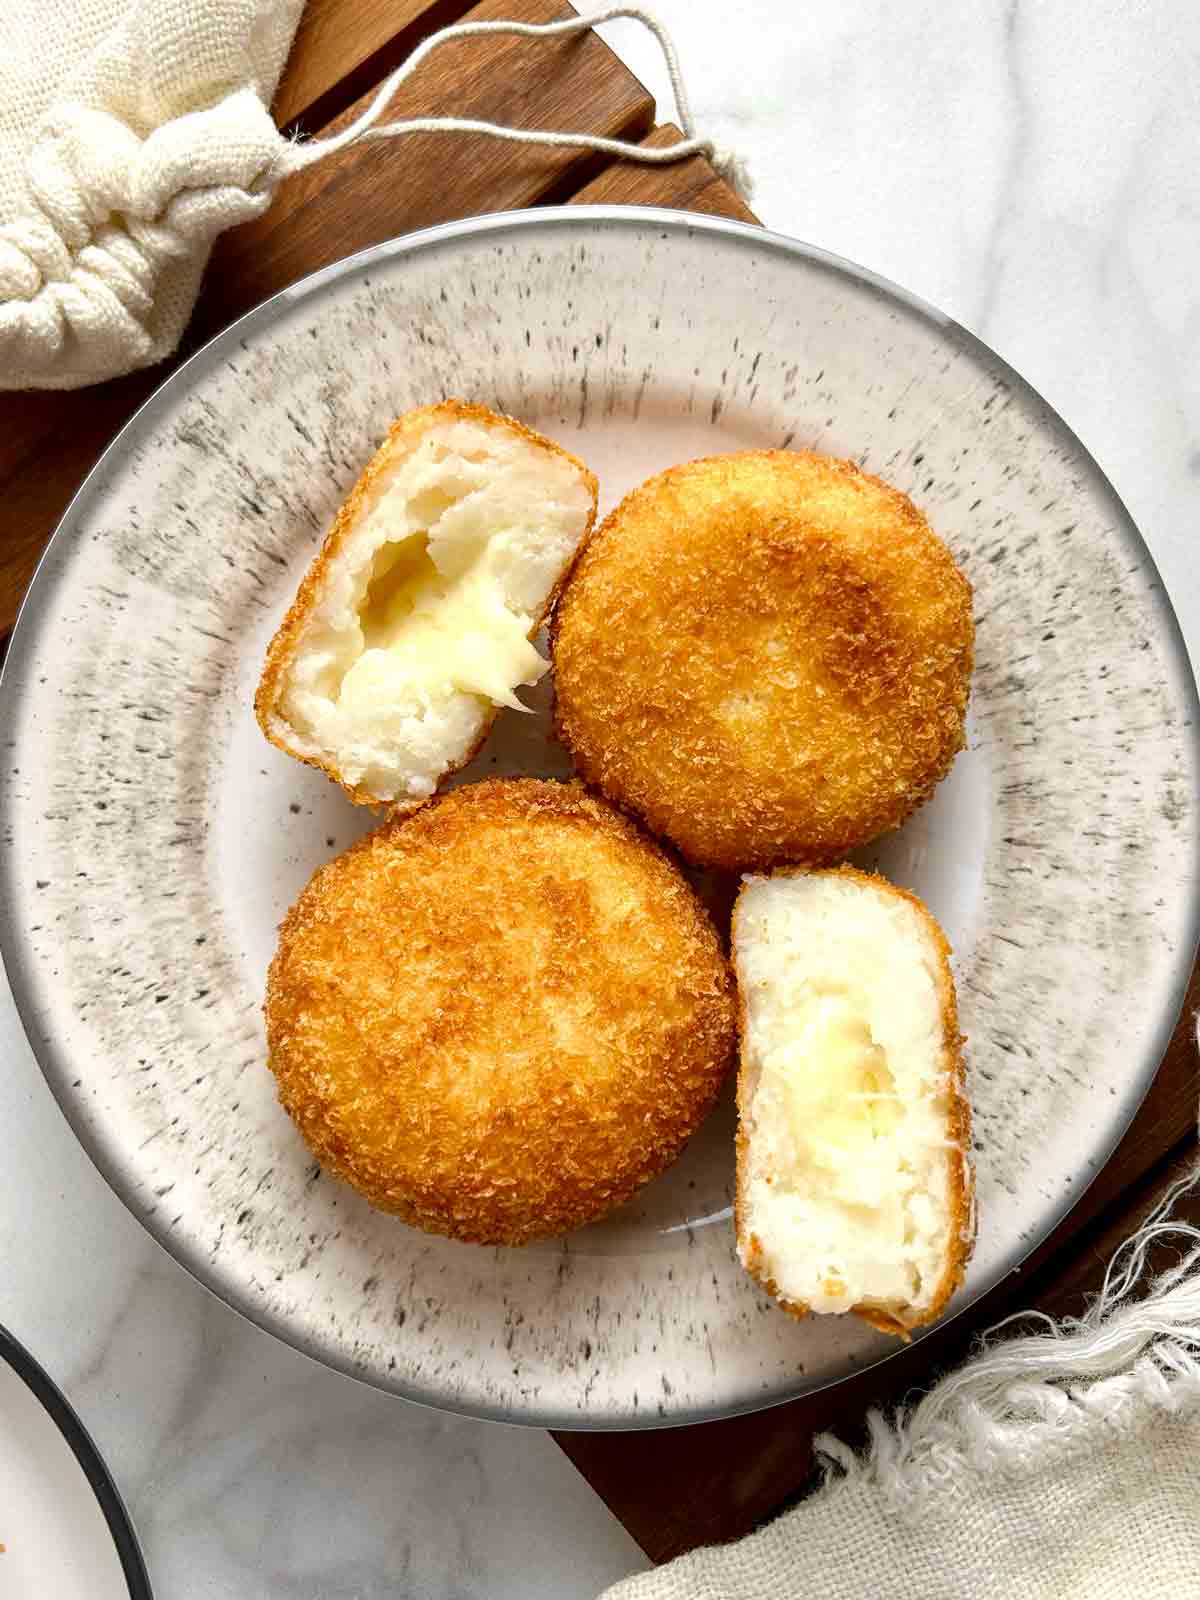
<box><xmin>257</xmin><ymin>400</ymin><xmax>597</xmax><ymax>808</ymax></box>
<box><xmin>733</xmin><ymin>865</ymin><xmax>974</xmax><ymax>1337</ymax></box>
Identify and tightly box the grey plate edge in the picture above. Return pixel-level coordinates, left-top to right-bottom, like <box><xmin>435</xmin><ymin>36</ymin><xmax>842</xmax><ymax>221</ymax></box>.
<box><xmin>1</xmin><ymin>205</ymin><xmax>1198</xmax><ymax>1432</ymax></box>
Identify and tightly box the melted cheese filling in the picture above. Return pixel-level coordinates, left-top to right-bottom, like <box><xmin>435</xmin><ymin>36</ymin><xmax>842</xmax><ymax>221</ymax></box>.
<box><xmin>343</xmin><ymin>525</ymin><xmax>545</xmax><ymax>717</ymax></box>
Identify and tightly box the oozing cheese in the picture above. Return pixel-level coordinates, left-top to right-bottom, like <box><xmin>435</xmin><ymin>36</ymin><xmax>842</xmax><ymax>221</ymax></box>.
<box><xmin>341</xmin><ymin>534</ymin><xmax>546</xmax><ymax>716</ymax></box>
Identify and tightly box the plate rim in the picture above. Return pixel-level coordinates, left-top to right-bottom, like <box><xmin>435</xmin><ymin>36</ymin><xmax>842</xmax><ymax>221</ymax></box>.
<box><xmin>0</xmin><ymin>1321</ymin><xmax>153</xmax><ymax>1597</ymax></box>
<box><xmin>2</xmin><ymin>204</ymin><xmax>1198</xmax><ymax>1431</ymax></box>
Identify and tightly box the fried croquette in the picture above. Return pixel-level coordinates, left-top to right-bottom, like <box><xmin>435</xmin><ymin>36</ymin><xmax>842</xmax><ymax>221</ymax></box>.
<box><xmin>552</xmin><ymin>450</ymin><xmax>974</xmax><ymax>870</ymax></box>
<box><xmin>733</xmin><ymin>866</ymin><xmax>974</xmax><ymax>1338</ymax></box>
<box><xmin>256</xmin><ymin>401</ymin><xmax>597</xmax><ymax>809</ymax></box>
<box><xmin>265</xmin><ymin>778</ymin><xmax>736</xmax><ymax>1245</ymax></box>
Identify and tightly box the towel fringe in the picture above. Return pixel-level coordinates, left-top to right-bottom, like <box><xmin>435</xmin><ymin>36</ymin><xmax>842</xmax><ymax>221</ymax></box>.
<box><xmin>815</xmin><ymin>1163</ymin><xmax>1200</xmax><ymax>1515</ymax></box>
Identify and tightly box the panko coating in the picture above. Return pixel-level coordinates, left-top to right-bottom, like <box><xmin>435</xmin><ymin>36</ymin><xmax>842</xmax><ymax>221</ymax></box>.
<box><xmin>552</xmin><ymin>451</ymin><xmax>974</xmax><ymax>871</ymax></box>
<box><xmin>265</xmin><ymin>778</ymin><xmax>736</xmax><ymax>1245</ymax></box>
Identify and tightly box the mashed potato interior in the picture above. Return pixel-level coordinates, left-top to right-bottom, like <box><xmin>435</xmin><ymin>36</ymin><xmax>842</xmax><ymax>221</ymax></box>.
<box><xmin>277</xmin><ymin>420</ymin><xmax>591</xmax><ymax>802</ymax></box>
<box><xmin>736</xmin><ymin>874</ymin><xmax>955</xmax><ymax>1317</ymax></box>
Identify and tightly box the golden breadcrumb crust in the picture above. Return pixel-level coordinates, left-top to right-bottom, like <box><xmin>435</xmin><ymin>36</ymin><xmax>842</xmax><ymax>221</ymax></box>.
<box><xmin>552</xmin><ymin>450</ymin><xmax>974</xmax><ymax>871</ymax></box>
<box><xmin>255</xmin><ymin>400</ymin><xmax>598</xmax><ymax>809</ymax></box>
<box><xmin>265</xmin><ymin>778</ymin><xmax>736</xmax><ymax>1245</ymax></box>
<box><xmin>732</xmin><ymin>864</ymin><xmax>975</xmax><ymax>1339</ymax></box>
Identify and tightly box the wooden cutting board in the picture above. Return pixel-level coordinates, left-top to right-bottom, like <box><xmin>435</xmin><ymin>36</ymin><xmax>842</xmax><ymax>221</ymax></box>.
<box><xmin>1</xmin><ymin>0</ymin><xmax>1195</xmax><ymax>1568</ymax></box>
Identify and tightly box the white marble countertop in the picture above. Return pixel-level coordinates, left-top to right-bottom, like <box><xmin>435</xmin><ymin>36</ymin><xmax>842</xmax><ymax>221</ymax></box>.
<box><xmin>2</xmin><ymin>2</ymin><xmax>1197</xmax><ymax>1594</ymax></box>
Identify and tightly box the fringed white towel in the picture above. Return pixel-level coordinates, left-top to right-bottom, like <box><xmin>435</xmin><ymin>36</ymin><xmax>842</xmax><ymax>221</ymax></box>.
<box><xmin>603</xmin><ymin>1167</ymin><xmax>1200</xmax><ymax>1600</ymax></box>
<box><xmin>0</xmin><ymin>2</ymin><xmax>744</xmax><ymax>391</ymax></box>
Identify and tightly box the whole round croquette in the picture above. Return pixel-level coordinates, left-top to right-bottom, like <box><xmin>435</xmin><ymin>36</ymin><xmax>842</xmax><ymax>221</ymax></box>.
<box><xmin>265</xmin><ymin>778</ymin><xmax>735</xmax><ymax>1245</ymax></box>
<box><xmin>551</xmin><ymin>450</ymin><xmax>974</xmax><ymax>871</ymax></box>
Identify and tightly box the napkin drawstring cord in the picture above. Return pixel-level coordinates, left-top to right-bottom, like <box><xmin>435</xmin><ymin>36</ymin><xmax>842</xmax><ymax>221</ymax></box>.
<box><xmin>275</xmin><ymin>8</ymin><xmax>753</xmax><ymax>200</ymax></box>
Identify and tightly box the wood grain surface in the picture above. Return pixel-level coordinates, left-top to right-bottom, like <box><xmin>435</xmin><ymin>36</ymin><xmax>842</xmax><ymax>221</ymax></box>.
<box><xmin>275</xmin><ymin>0</ymin><xmax>476</xmax><ymax>132</ymax></box>
<box><xmin>2</xmin><ymin>0</ymin><xmax>1196</xmax><ymax>1573</ymax></box>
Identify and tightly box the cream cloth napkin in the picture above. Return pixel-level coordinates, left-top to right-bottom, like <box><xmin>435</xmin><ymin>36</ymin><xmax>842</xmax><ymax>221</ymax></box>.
<box><xmin>0</xmin><ymin>0</ymin><xmax>303</xmax><ymax>388</ymax></box>
<box><xmin>0</xmin><ymin>1</ymin><xmax>742</xmax><ymax>391</ymax></box>
<box><xmin>603</xmin><ymin>1165</ymin><xmax>1200</xmax><ymax>1600</ymax></box>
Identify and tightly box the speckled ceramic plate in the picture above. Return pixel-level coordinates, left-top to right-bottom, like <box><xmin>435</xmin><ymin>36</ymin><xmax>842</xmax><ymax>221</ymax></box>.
<box><xmin>2</xmin><ymin>209</ymin><xmax>1197</xmax><ymax>1428</ymax></box>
